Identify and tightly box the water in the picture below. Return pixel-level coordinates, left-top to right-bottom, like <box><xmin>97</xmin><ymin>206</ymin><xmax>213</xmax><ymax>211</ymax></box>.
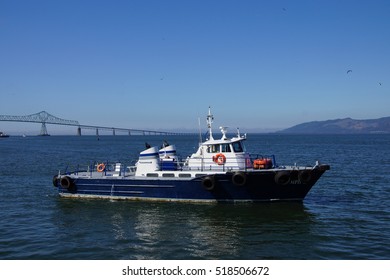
<box><xmin>0</xmin><ymin>134</ymin><xmax>389</xmax><ymax>259</ymax></box>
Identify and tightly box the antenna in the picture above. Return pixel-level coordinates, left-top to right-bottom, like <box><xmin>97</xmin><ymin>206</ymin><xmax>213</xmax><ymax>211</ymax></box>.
<box><xmin>206</xmin><ymin>106</ymin><xmax>214</xmax><ymax>140</ymax></box>
<box><xmin>198</xmin><ymin>117</ymin><xmax>202</xmax><ymax>145</ymax></box>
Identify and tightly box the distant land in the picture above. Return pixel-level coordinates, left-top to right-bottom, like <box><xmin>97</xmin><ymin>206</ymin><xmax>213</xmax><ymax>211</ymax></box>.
<box><xmin>278</xmin><ymin>117</ymin><xmax>390</xmax><ymax>134</ymax></box>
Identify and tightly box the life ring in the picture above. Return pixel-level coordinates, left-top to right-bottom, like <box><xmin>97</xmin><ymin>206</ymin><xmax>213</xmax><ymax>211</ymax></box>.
<box><xmin>274</xmin><ymin>171</ymin><xmax>291</xmax><ymax>186</ymax></box>
<box><xmin>202</xmin><ymin>176</ymin><xmax>215</xmax><ymax>191</ymax></box>
<box><xmin>213</xmin><ymin>153</ymin><xmax>226</xmax><ymax>165</ymax></box>
<box><xmin>97</xmin><ymin>163</ymin><xmax>106</xmax><ymax>172</ymax></box>
<box><xmin>232</xmin><ymin>172</ymin><xmax>247</xmax><ymax>186</ymax></box>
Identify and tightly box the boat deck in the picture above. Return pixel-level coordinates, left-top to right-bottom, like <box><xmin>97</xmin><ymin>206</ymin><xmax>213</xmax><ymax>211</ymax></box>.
<box><xmin>63</xmin><ymin>164</ymin><xmax>317</xmax><ymax>180</ymax></box>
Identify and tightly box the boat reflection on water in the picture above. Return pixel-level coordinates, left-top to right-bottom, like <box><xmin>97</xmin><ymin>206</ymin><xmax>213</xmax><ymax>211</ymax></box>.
<box><xmin>53</xmin><ymin>198</ymin><xmax>316</xmax><ymax>259</ymax></box>
<box><xmin>109</xmin><ymin>202</ymin><xmax>315</xmax><ymax>259</ymax></box>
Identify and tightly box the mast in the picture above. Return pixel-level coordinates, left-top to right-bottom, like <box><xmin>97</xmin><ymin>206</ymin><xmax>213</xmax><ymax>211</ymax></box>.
<box><xmin>206</xmin><ymin>106</ymin><xmax>214</xmax><ymax>140</ymax></box>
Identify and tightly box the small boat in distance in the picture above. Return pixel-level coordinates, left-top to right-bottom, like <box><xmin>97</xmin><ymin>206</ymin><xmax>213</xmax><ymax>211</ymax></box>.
<box><xmin>53</xmin><ymin>108</ymin><xmax>330</xmax><ymax>203</ymax></box>
<box><xmin>0</xmin><ymin>131</ymin><xmax>10</xmax><ymax>138</ymax></box>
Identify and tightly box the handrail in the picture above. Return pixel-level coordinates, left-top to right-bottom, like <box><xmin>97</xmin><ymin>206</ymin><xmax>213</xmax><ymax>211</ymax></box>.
<box><xmin>61</xmin><ymin>154</ymin><xmax>278</xmax><ymax>175</ymax></box>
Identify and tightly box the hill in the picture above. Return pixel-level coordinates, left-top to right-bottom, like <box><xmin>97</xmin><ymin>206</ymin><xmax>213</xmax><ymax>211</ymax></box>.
<box><xmin>278</xmin><ymin>117</ymin><xmax>390</xmax><ymax>134</ymax></box>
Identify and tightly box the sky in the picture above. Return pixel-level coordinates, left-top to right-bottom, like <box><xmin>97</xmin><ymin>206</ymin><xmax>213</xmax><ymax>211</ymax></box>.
<box><xmin>1</xmin><ymin>0</ymin><xmax>389</xmax><ymax>134</ymax></box>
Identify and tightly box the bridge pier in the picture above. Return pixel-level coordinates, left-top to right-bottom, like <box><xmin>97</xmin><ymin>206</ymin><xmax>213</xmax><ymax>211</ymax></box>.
<box><xmin>77</xmin><ymin>127</ymin><xmax>81</xmax><ymax>136</ymax></box>
<box><xmin>96</xmin><ymin>128</ymin><xmax>99</xmax><ymax>137</ymax></box>
<box><xmin>39</xmin><ymin>122</ymin><xmax>50</xmax><ymax>136</ymax></box>
<box><xmin>112</xmin><ymin>129</ymin><xmax>115</xmax><ymax>136</ymax></box>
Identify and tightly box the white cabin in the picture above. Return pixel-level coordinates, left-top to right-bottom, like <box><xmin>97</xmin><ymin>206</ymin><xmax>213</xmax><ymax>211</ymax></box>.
<box><xmin>185</xmin><ymin>128</ymin><xmax>252</xmax><ymax>171</ymax></box>
<box><xmin>134</xmin><ymin>107</ymin><xmax>253</xmax><ymax>176</ymax></box>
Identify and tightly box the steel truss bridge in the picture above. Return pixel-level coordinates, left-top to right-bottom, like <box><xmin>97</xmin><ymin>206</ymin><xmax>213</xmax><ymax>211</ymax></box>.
<box><xmin>0</xmin><ymin>111</ymin><xmax>184</xmax><ymax>136</ymax></box>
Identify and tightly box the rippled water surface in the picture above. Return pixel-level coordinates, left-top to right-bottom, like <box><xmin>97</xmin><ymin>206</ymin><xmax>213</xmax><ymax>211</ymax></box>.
<box><xmin>0</xmin><ymin>134</ymin><xmax>389</xmax><ymax>259</ymax></box>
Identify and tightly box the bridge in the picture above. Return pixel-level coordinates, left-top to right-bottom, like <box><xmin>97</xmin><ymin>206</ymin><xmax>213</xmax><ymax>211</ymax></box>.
<box><xmin>0</xmin><ymin>111</ymin><xmax>185</xmax><ymax>136</ymax></box>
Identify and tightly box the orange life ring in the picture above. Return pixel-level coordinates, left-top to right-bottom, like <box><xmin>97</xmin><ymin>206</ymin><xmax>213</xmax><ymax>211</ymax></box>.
<box><xmin>97</xmin><ymin>163</ymin><xmax>105</xmax><ymax>172</ymax></box>
<box><xmin>213</xmin><ymin>153</ymin><xmax>226</xmax><ymax>165</ymax></box>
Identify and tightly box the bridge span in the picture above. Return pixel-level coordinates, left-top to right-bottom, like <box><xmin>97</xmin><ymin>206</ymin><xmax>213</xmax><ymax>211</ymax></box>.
<box><xmin>0</xmin><ymin>111</ymin><xmax>185</xmax><ymax>136</ymax></box>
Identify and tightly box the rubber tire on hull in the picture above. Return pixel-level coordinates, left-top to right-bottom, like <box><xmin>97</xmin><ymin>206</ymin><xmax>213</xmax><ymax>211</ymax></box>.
<box><xmin>232</xmin><ymin>172</ymin><xmax>247</xmax><ymax>186</ymax></box>
<box><xmin>60</xmin><ymin>176</ymin><xmax>73</xmax><ymax>189</ymax></box>
<box><xmin>274</xmin><ymin>171</ymin><xmax>291</xmax><ymax>186</ymax></box>
<box><xmin>202</xmin><ymin>176</ymin><xmax>215</xmax><ymax>191</ymax></box>
<box><xmin>298</xmin><ymin>170</ymin><xmax>312</xmax><ymax>184</ymax></box>
<box><xmin>53</xmin><ymin>175</ymin><xmax>59</xmax><ymax>187</ymax></box>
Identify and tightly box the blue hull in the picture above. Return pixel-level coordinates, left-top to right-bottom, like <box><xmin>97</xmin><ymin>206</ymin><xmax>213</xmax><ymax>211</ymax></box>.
<box><xmin>55</xmin><ymin>167</ymin><xmax>329</xmax><ymax>202</ymax></box>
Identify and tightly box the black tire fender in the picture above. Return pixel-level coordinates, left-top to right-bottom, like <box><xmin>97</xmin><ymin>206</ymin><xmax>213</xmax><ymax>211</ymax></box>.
<box><xmin>274</xmin><ymin>171</ymin><xmax>291</xmax><ymax>186</ymax></box>
<box><xmin>299</xmin><ymin>170</ymin><xmax>312</xmax><ymax>184</ymax></box>
<box><xmin>52</xmin><ymin>175</ymin><xmax>59</xmax><ymax>187</ymax></box>
<box><xmin>202</xmin><ymin>176</ymin><xmax>215</xmax><ymax>191</ymax></box>
<box><xmin>60</xmin><ymin>176</ymin><xmax>73</xmax><ymax>189</ymax></box>
<box><xmin>232</xmin><ymin>172</ymin><xmax>247</xmax><ymax>186</ymax></box>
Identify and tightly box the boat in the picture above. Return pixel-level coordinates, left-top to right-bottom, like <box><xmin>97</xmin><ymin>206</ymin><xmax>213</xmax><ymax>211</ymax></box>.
<box><xmin>0</xmin><ymin>131</ymin><xmax>10</xmax><ymax>138</ymax></box>
<box><xmin>53</xmin><ymin>108</ymin><xmax>330</xmax><ymax>203</ymax></box>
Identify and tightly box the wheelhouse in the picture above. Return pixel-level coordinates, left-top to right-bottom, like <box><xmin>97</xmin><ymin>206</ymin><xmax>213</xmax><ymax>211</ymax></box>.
<box><xmin>205</xmin><ymin>139</ymin><xmax>246</xmax><ymax>154</ymax></box>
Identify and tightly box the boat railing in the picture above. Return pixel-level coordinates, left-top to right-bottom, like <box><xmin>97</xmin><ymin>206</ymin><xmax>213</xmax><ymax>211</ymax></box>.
<box><xmin>177</xmin><ymin>154</ymin><xmax>277</xmax><ymax>172</ymax></box>
<box><xmin>60</xmin><ymin>154</ymin><xmax>278</xmax><ymax>176</ymax></box>
<box><xmin>62</xmin><ymin>161</ymin><xmax>135</xmax><ymax>177</ymax></box>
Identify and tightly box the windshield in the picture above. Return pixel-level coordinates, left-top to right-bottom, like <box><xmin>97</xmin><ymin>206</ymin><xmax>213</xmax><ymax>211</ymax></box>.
<box><xmin>232</xmin><ymin>141</ymin><xmax>244</xmax><ymax>153</ymax></box>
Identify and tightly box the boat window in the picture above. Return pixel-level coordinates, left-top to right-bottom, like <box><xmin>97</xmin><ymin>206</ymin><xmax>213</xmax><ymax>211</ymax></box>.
<box><xmin>146</xmin><ymin>173</ymin><xmax>159</xmax><ymax>177</ymax></box>
<box><xmin>241</xmin><ymin>141</ymin><xmax>247</xmax><ymax>152</ymax></box>
<box><xmin>179</xmin><ymin>173</ymin><xmax>191</xmax><ymax>178</ymax></box>
<box><xmin>162</xmin><ymin>173</ymin><xmax>175</xmax><ymax>177</ymax></box>
<box><xmin>221</xmin><ymin>144</ymin><xmax>231</xmax><ymax>153</ymax></box>
<box><xmin>207</xmin><ymin>144</ymin><xmax>220</xmax><ymax>153</ymax></box>
<box><xmin>232</xmin><ymin>141</ymin><xmax>243</xmax><ymax>152</ymax></box>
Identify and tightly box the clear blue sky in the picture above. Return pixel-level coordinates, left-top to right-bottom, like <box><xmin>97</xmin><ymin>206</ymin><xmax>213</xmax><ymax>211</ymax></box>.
<box><xmin>1</xmin><ymin>0</ymin><xmax>389</xmax><ymax>134</ymax></box>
